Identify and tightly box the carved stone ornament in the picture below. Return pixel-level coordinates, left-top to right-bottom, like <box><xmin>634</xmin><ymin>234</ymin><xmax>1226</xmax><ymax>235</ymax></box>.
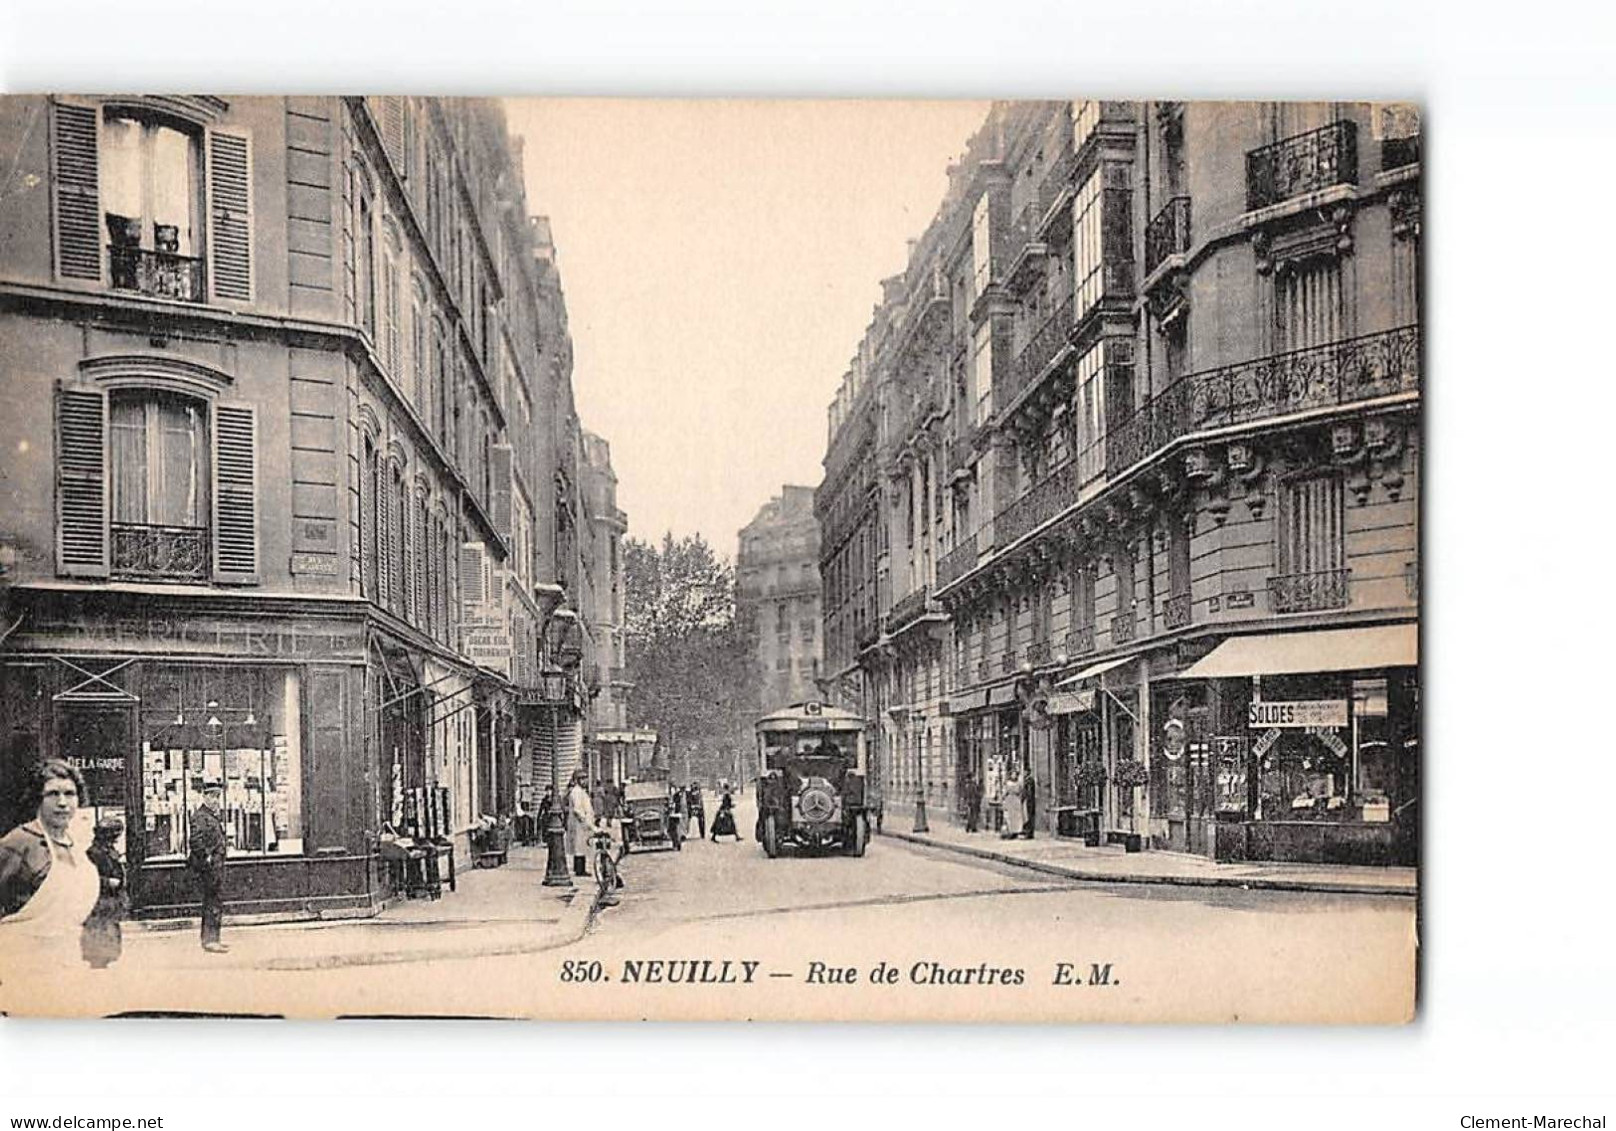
<box><xmin>1330</xmin><ymin>422</ymin><xmax>1364</xmax><ymax>464</ymax></box>
<box><xmin>1253</xmin><ymin>230</ymin><xmax>1273</xmax><ymax>276</ymax></box>
<box><xmin>1227</xmin><ymin>441</ymin><xmax>1264</xmax><ymax>482</ymax></box>
<box><xmin>1184</xmin><ymin>445</ymin><xmax>1224</xmax><ymax>485</ymax></box>
<box><xmin>1389</xmin><ymin>189</ymin><xmax>1421</xmax><ymax>241</ymax></box>
<box><xmin>1366</xmin><ymin>418</ymin><xmax>1407</xmax><ymax>501</ymax></box>
<box><xmin>1128</xmin><ymin>483</ymin><xmax>1157</xmax><ymax>518</ymax></box>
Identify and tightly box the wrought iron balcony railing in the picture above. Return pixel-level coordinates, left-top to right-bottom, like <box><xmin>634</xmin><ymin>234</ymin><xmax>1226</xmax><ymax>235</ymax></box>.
<box><xmin>937</xmin><ymin>532</ymin><xmax>980</xmax><ymax>588</ymax></box>
<box><xmin>108</xmin><ymin>245</ymin><xmax>206</xmax><ymax>303</ymax></box>
<box><xmin>112</xmin><ymin>522</ymin><xmax>208</xmax><ymax>580</ymax></box>
<box><xmin>1065</xmin><ymin>624</ymin><xmax>1096</xmax><ymax>657</ymax></box>
<box><xmin>1246</xmin><ymin>120</ymin><xmax>1358</xmax><ymax>211</ymax></box>
<box><xmin>1111</xmin><ymin>610</ymin><xmax>1136</xmax><ymax>646</ymax></box>
<box><xmin>996</xmin><ymin>458</ymin><xmax>1079</xmax><ymax>548</ymax></box>
<box><xmin>977</xmin><ymin>659</ymin><xmax>994</xmax><ymax>683</ymax></box>
<box><xmin>1381</xmin><ymin>134</ymin><xmax>1421</xmax><ymax>172</ymax></box>
<box><xmin>1144</xmin><ymin>195</ymin><xmax>1192</xmax><ymax>279</ymax></box>
<box><xmin>1001</xmin><ymin>295</ymin><xmax>1076</xmax><ymax>412</ymax></box>
<box><xmin>1026</xmin><ymin>639</ymin><xmax>1053</xmax><ymax>667</ymax></box>
<box><xmin>1105</xmin><ymin>325</ymin><xmax>1421</xmax><ymax>475</ymax></box>
<box><xmin>888</xmin><ymin>585</ymin><xmax>934</xmax><ymax>633</ymax></box>
<box><xmin>1001</xmin><ymin>648</ymin><xmax>1019</xmax><ymax>674</ymax></box>
<box><xmin>1269</xmin><ymin>568</ymin><xmax>1351</xmax><ymax>613</ymax></box>
<box><xmin>1162</xmin><ymin>592</ymin><xmax>1191</xmax><ymax>630</ymax></box>
<box><xmin>855</xmin><ymin>620</ymin><xmax>880</xmax><ymax>651</ymax></box>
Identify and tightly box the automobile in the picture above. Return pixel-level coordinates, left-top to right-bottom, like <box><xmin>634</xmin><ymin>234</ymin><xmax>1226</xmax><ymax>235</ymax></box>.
<box><xmin>619</xmin><ymin>780</ymin><xmax>683</xmax><ymax>853</ymax></box>
<box><xmin>753</xmin><ymin>701</ymin><xmax>869</xmax><ymax>858</ymax></box>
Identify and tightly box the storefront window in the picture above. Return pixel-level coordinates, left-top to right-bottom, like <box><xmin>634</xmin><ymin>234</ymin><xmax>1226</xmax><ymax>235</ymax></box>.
<box><xmin>1352</xmin><ymin>677</ymin><xmax>1392</xmax><ymax>822</ymax></box>
<box><xmin>138</xmin><ymin>667</ymin><xmax>303</xmax><ymax>860</ymax></box>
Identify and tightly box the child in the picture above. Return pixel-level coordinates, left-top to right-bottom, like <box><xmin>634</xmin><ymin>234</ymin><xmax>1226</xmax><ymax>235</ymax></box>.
<box><xmin>81</xmin><ymin>817</ymin><xmax>126</xmax><ymax>969</ymax></box>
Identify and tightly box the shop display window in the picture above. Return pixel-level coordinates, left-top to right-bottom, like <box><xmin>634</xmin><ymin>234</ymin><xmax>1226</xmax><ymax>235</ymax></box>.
<box><xmin>138</xmin><ymin>666</ymin><xmax>303</xmax><ymax>860</ymax></box>
<box><xmin>1352</xmin><ymin>677</ymin><xmax>1392</xmax><ymax>822</ymax></box>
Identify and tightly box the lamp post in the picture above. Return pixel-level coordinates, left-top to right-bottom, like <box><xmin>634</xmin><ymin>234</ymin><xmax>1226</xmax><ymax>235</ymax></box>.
<box><xmin>542</xmin><ymin>609</ymin><xmax>585</xmax><ymax>888</ymax></box>
<box><xmin>912</xmin><ymin>713</ymin><xmax>929</xmax><ymax>834</ymax></box>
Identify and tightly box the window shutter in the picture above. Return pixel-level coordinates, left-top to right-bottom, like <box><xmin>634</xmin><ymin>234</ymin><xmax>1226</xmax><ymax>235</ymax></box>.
<box><xmin>490</xmin><ymin>443</ymin><xmax>512</xmax><ymax>541</ymax></box>
<box><xmin>51</xmin><ymin>100</ymin><xmax>102</xmax><ymax>282</ymax></box>
<box><xmin>413</xmin><ymin>498</ymin><xmax>427</xmax><ymax>626</ymax></box>
<box><xmin>376</xmin><ymin>477</ymin><xmax>392</xmax><ymax>608</ymax></box>
<box><xmin>211</xmin><ymin>402</ymin><xmax>259</xmax><ymax>583</ymax></box>
<box><xmin>206</xmin><ymin>129</ymin><xmax>253</xmax><ymax>302</ymax></box>
<box><xmin>460</xmin><ymin>543</ymin><xmax>486</xmax><ymax>611</ymax></box>
<box><xmin>379</xmin><ymin>97</ymin><xmax>406</xmax><ymax>175</ymax></box>
<box><xmin>55</xmin><ymin>382</ymin><xmax>109</xmax><ymax>577</ymax></box>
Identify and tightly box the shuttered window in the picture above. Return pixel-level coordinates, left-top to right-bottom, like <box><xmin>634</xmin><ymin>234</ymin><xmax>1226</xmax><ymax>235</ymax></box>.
<box><xmin>1275</xmin><ymin>258</ymin><xmax>1344</xmax><ymax>354</ymax></box>
<box><xmin>55</xmin><ymin>383</ymin><xmax>109</xmax><ymax>576</ymax></box>
<box><xmin>971</xmin><ymin>193</ymin><xmax>992</xmax><ymax>302</ymax></box>
<box><xmin>361</xmin><ymin>439</ymin><xmax>379</xmax><ymax>600</ymax></box>
<box><xmin>211</xmin><ymin>402</ymin><xmax>258</xmax><ymax>582</ymax></box>
<box><xmin>1279</xmin><ymin>475</ymin><xmax>1345</xmax><ymax>576</ymax></box>
<box><xmin>48</xmin><ymin>100</ymin><xmax>251</xmax><ymax>302</ymax></box>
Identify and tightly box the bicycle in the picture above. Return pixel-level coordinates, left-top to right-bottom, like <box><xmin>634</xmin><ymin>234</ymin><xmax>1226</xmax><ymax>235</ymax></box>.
<box><xmin>588</xmin><ymin>822</ymin><xmax>624</xmax><ymax>907</ymax></box>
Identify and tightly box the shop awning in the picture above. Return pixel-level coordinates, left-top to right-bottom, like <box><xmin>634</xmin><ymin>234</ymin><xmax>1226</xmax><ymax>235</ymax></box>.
<box><xmin>948</xmin><ymin>689</ymin><xmax>988</xmax><ymax>714</ymax></box>
<box><xmin>1046</xmin><ymin>688</ymin><xmax>1097</xmax><ymax>716</ymax></box>
<box><xmin>1054</xmin><ymin>656</ymin><xmax>1133</xmax><ymax>689</ymax></box>
<box><xmin>1181</xmin><ymin>623</ymin><xmax>1417</xmax><ymax>679</ymax></box>
<box><xmin>987</xmin><ymin>682</ymin><xmax>1019</xmax><ymax>707</ymax></box>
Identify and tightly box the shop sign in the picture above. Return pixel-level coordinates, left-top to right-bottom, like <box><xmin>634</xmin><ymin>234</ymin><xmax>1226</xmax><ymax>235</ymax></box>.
<box><xmin>1248</xmin><ymin>699</ymin><xmax>1348</xmax><ymax>729</ymax></box>
<box><xmin>21</xmin><ymin>616</ymin><xmax>365</xmax><ymax>659</ymax></box>
<box><xmin>1307</xmin><ymin>727</ymin><xmax>1350</xmax><ymax>758</ymax></box>
<box><xmin>1252</xmin><ymin>728</ymin><xmax>1283</xmax><ymax>757</ymax></box>
<box><xmin>66</xmin><ymin>754</ymin><xmax>125</xmax><ymax>807</ymax></box>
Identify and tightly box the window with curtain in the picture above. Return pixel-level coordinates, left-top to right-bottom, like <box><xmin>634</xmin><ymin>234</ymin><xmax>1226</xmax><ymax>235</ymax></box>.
<box><xmin>1072</xmin><ymin>168</ymin><xmax>1105</xmax><ymax>319</ymax></box>
<box><xmin>1275</xmin><ymin>258</ymin><xmax>1345</xmax><ymax>354</ymax></box>
<box><xmin>1279</xmin><ymin>474</ymin><xmax>1346</xmax><ymax>577</ymax></box>
<box><xmin>109</xmin><ymin>391</ymin><xmax>208</xmax><ymax>579</ymax></box>
<box><xmin>1073</xmin><ymin>341</ymin><xmax>1106</xmax><ymax>483</ymax></box>
<box><xmin>102</xmin><ymin>109</ymin><xmax>203</xmax><ymax>300</ymax></box>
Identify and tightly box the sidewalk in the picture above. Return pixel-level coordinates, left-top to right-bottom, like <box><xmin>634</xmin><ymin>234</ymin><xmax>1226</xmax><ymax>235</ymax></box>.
<box><xmin>880</xmin><ymin>821</ymin><xmax>1417</xmax><ymax>897</ymax></box>
<box><xmin>124</xmin><ymin>845</ymin><xmax>600</xmax><ymax>971</ymax></box>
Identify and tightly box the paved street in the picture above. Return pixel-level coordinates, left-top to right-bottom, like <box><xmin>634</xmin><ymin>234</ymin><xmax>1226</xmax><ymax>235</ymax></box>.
<box><xmin>5</xmin><ymin>794</ymin><xmax>1414</xmax><ymax>1022</ymax></box>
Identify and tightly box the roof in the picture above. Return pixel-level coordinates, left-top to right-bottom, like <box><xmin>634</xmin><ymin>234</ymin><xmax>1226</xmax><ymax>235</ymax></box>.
<box><xmin>755</xmin><ymin>702</ymin><xmax>866</xmax><ymax>731</ymax></box>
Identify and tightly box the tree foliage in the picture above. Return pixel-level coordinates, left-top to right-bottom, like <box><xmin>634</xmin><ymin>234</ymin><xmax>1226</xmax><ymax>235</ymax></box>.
<box><xmin>623</xmin><ymin>533</ymin><xmax>759</xmax><ymax>784</ymax></box>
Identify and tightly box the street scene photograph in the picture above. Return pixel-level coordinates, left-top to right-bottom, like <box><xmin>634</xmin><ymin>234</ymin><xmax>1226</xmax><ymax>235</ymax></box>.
<box><xmin>0</xmin><ymin>95</ymin><xmax>1420</xmax><ymax>1022</ymax></box>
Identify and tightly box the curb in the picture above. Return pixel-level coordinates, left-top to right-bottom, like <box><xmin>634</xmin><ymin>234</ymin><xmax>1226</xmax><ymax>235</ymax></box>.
<box><xmin>881</xmin><ymin>830</ymin><xmax>1417</xmax><ymax>898</ymax></box>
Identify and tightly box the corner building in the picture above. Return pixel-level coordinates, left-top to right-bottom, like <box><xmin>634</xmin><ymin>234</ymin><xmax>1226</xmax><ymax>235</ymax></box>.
<box><xmin>738</xmin><ymin>487</ymin><xmax>824</xmax><ymax>712</ymax></box>
<box><xmin>820</xmin><ymin>101</ymin><xmax>1420</xmax><ymax>864</ymax></box>
<box><xmin>0</xmin><ymin>96</ymin><xmax>606</xmax><ymax>917</ymax></box>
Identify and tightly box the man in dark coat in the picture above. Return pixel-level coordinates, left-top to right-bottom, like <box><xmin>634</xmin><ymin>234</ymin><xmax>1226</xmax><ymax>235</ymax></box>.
<box><xmin>188</xmin><ymin>782</ymin><xmax>229</xmax><ymax>953</ymax></box>
<box><xmin>963</xmin><ymin>773</ymin><xmax>983</xmax><ymax>833</ymax></box>
<box><xmin>82</xmin><ymin>817</ymin><xmax>126</xmax><ymax>969</ymax></box>
<box><xmin>688</xmin><ymin>782</ymin><xmax>706</xmax><ymax>839</ymax></box>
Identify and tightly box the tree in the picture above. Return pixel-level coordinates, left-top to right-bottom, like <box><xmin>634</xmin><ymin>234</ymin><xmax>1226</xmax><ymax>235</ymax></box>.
<box><xmin>623</xmin><ymin>534</ymin><xmax>759</xmax><ymax>784</ymax></box>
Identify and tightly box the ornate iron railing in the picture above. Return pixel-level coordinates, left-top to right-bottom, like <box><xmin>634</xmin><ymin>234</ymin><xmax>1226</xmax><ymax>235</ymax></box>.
<box><xmin>888</xmin><ymin>585</ymin><xmax>933</xmax><ymax>632</ymax></box>
<box><xmin>996</xmin><ymin>459</ymin><xmax>1079</xmax><ymax>548</ymax></box>
<box><xmin>937</xmin><ymin>532</ymin><xmax>980</xmax><ymax>588</ymax></box>
<box><xmin>108</xmin><ymin>245</ymin><xmax>206</xmax><ymax>303</ymax></box>
<box><xmin>1001</xmin><ymin>648</ymin><xmax>1019</xmax><ymax>674</ymax></box>
<box><xmin>1381</xmin><ymin>134</ymin><xmax>1420</xmax><ymax>172</ymax></box>
<box><xmin>1002</xmin><ymin>295</ymin><xmax>1076</xmax><ymax>411</ymax></box>
<box><xmin>1144</xmin><ymin>195</ymin><xmax>1192</xmax><ymax>278</ymax></box>
<box><xmin>1036</xmin><ymin>148</ymin><xmax>1077</xmax><ymax>222</ymax></box>
<box><xmin>111</xmin><ymin>522</ymin><xmax>208</xmax><ymax>580</ymax></box>
<box><xmin>1163</xmin><ymin>593</ymin><xmax>1191</xmax><ymax>630</ymax></box>
<box><xmin>1269</xmin><ymin>568</ymin><xmax>1351</xmax><ymax>613</ymax></box>
<box><xmin>1026</xmin><ymin>639</ymin><xmax>1053</xmax><ymax>667</ymax></box>
<box><xmin>1111</xmin><ymin>610</ymin><xmax>1136</xmax><ymax>646</ymax></box>
<box><xmin>855</xmin><ymin>620</ymin><xmax>880</xmax><ymax>651</ymax></box>
<box><xmin>1065</xmin><ymin>625</ymin><xmax>1096</xmax><ymax>657</ymax></box>
<box><xmin>977</xmin><ymin>659</ymin><xmax>994</xmax><ymax>683</ymax></box>
<box><xmin>1245</xmin><ymin>120</ymin><xmax>1358</xmax><ymax>211</ymax></box>
<box><xmin>1106</xmin><ymin>325</ymin><xmax>1421</xmax><ymax>475</ymax></box>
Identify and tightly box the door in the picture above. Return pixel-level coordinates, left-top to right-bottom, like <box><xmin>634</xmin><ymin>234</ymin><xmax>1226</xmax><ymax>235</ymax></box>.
<box><xmin>54</xmin><ymin>706</ymin><xmax>135</xmax><ymax>881</ymax></box>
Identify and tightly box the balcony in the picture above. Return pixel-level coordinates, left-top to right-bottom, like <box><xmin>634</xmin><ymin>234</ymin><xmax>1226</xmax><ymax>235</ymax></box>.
<box><xmin>888</xmin><ymin>585</ymin><xmax>935</xmax><ymax>634</ymax></box>
<box><xmin>855</xmin><ymin>620</ymin><xmax>880</xmax><ymax>651</ymax></box>
<box><xmin>1111</xmin><ymin>610</ymin><xmax>1136</xmax><ymax>646</ymax></box>
<box><xmin>1144</xmin><ymin>196</ymin><xmax>1192</xmax><ymax>280</ymax></box>
<box><xmin>111</xmin><ymin>522</ymin><xmax>208</xmax><ymax>581</ymax></box>
<box><xmin>1026</xmin><ymin>639</ymin><xmax>1053</xmax><ymax>667</ymax></box>
<box><xmin>108</xmin><ymin>245</ymin><xmax>206</xmax><ymax>303</ymax></box>
<box><xmin>1000</xmin><ymin>295</ymin><xmax>1075</xmax><ymax>412</ymax></box>
<box><xmin>1001</xmin><ymin>649</ymin><xmax>1019</xmax><ymax>674</ymax></box>
<box><xmin>1105</xmin><ymin>325</ymin><xmax>1421</xmax><ymax>475</ymax></box>
<box><xmin>937</xmin><ymin>533</ymin><xmax>980</xmax><ymax>588</ymax></box>
<box><xmin>1004</xmin><ymin>199</ymin><xmax>1049</xmax><ymax>293</ymax></box>
<box><xmin>1269</xmin><ymin>568</ymin><xmax>1351</xmax><ymax>613</ymax></box>
<box><xmin>996</xmin><ymin>459</ymin><xmax>1079</xmax><ymax>548</ymax></box>
<box><xmin>1162</xmin><ymin>593</ymin><xmax>1191</xmax><ymax>631</ymax></box>
<box><xmin>1245</xmin><ymin>120</ymin><xmax>1358</xmax><ymax>212</ymax></box>
<box><xmin>1065</xmin><ymin>625</ymin><xmax>1096</xmax><ymax>658</ymax></box>
<box><xmin>1381</xmin><ymin>134</ymin><xmax>1421</xmax><ymax>173</ymax></box>
<box><xmin>977</xmin><ymin>659</ymin><xmax>994</xmax><ymax>683</ymax></box>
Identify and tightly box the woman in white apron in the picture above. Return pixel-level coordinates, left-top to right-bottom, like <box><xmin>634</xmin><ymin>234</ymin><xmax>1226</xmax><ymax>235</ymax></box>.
<box><xmin>0</xmin><ymin>760</ymin><xmax>102</xmax><ymax>971</ymax></box>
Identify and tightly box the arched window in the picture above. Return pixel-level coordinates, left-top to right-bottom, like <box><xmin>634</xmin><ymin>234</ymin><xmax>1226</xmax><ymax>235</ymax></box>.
<box><xmin>381</xmin><ymin>221</ymin><xmax>401</xmax><ymax>374</ymax></box>
<box><xmin>392</xmin><ymin>462</ymin><xmax>410</xmax><ymax>620</ymax></box>
<box><xmin>361</xmin><ymin>436</ymin><xmax>380</xmax><ymax>600</ymax></box>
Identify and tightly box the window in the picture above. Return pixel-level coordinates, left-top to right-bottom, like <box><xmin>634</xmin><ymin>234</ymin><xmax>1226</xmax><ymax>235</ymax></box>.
<box><xmin>1072</xmin><ymin>169</ymin><xmax>1104</xmax><ymax>318</ymax></box>
<box><xmin>972</xmin><ymin>322</ymin><xmax>994</xmax><ymax>428</ymax></box>
<box><xmin>971</xmin><ymin>193</ymin><xmax>992</xmax><ymax>301</ymax></box>
<box><xmin>1279</xmin><ymin>474</ymin><xmax>1346</xmax><ymax>577</ymax></box>
<box><xmin>56</xmin><ymin>380</ymin><xmax>256</xmax><ymax>584</ymax></box>
<box><xmin>1073</xmin><ymin>342</ymin><xmax>1106</xmax><ymax>482</ymax></box>
<box><xmin>100</xmin><ymin>109</ymin><xmax>204</xmax><ymax>302</ymax></box>
<box><xmin>362</xmin><ymin>438</ymin><xmax>380</xmax><ymax>599</ymax></box>
<box><xmin>1071</xmin><ymin>100</ymin><xmax>1099</xmax><ymax>152</ymax></box>
<box><xmin>355</xmin><ymin>174</ymin><xmax>376</xmax><ymax>338</ymax></box>
<box><xmin>1275</xmin><ymin>258</ymin><xmax>1345</xmax><ymax>354</ymax></box>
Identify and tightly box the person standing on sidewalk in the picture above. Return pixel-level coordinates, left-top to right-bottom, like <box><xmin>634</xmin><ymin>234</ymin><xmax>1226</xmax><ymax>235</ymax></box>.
<box><xmin>688</xmin><ymin>781</ymin><xmax>707</xmax><ymax>840</ymax></box>
<box><xmin>81</xmin><ymin>817</ymin><xmax>127</xmax><ymax>969</ymax></box>
<box><xmin>0</xmin><ymin>760</ymin><xmax>100</xmax><ymax>969</ymax></box>
<box><xmin>999</xmin><ymin>771</ymin><xmax>1024</xmax><ymax>841</ymax></box>
<box><xmin>1022</xmin><ymin>772</ymin><xmax>1037</xmax><ymax>840</ymax></box>
<box><xmin>567</xmin><ymin>772</ymin><xmax>596</xmax><ymax>877</ymax></box>
<box><xmin>963</xmin><ymin>772</ymin><xmax>983</xmax><ymax>833</ymax></box>
<box><xmin>188</xmin><ymin>782</ymin><xmax>230</xmax><ymax>954</ymax></box>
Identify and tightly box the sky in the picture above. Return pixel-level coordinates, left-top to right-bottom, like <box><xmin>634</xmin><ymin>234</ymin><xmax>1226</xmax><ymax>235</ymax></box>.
<box><xmin>506</xmin><ymin>99</ymin><xmax>989</xmax><ymax>559</ymax></box>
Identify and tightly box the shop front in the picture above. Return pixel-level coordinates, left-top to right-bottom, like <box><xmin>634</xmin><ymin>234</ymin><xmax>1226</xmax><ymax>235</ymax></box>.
<box><xmin>1</xmin><ymin>595</ymin><xmax>375</xmax><ymax>918</ymax></box>
<box><xmin>1177</xmin><ymin>623</ymin><xmax>1419</xmax><ymax>866</ymax></box>
<box><xmin>1047</xmin><ymin>656</ymin><xmax>1144</xmax><ymax>848</ymax></box>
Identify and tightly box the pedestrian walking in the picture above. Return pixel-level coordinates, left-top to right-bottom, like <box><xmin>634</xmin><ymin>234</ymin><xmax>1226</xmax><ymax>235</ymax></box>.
<box><xmin>1022</xmin><ymin>772</ymin><xmax>1037</xmax><ymax>840</ymax></box>
<box><xmin>567</xmin><ymin>772</ymin><xmax>596</xmax><ymax>877</ymax></box>
<box><xmin>534</xmin><ymin>785</ymin><xmax>556</xmax><ymax>847</ymax></box>
<box><xmin>81</xmin><ymin>817</ymin><xmax>126</xmax><ymax>969</ymax></box>
<box><xmin>709</xmin><ymin>789</ymin><xmax>743</xmax><ymax>842</ymax></box>
<box><xmin>0</xmin><ymin>759</ymin><xmax>100</xmax><ymax>969</ymax></box>
<box><xmin>999</xmin><ymin>771</ymin><xmax>1025</xmax><ymax>841</ymax></box>
<box><xmin>963</xmin><ymin>772</ymin><xmax>983</xmax><ymax>833</ymax></box>
<box><xmin>688</xmin><ymin>781</ymin><xmax>707</xmax><ymax>839</ymax></box>
<box><xmin>189</xmin><ymin>782</ymin><xmax>230</xmax><ymax>953</ymax></box>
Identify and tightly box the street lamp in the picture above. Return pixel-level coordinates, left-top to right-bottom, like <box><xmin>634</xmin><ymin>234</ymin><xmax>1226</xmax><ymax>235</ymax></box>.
<box><xmin>541</xmin><ymin>609</ymin><xmax>585</xmax><ymax>889</ymax></box>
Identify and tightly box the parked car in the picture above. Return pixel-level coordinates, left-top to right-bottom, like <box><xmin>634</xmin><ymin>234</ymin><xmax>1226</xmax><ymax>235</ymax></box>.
<box><xmin>620</xmin><ymin>780</ymin><xmax>683</xmax><ymax>853</ymax></box>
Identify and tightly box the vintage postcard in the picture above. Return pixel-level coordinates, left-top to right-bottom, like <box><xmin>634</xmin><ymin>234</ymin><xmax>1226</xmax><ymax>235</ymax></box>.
<box><xmin>0</xmin><ymin>96</ymin><xmax>1419</xmax><ymax>1021</ymax></box>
